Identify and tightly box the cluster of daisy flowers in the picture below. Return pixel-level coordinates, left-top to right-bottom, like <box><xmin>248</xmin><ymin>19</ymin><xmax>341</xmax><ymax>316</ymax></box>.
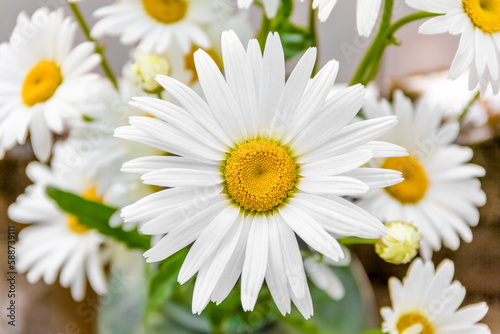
<box><xmin>1</xmin><ymin>0</ymin><xmax>497</xmax><ymax>332</ymax></box>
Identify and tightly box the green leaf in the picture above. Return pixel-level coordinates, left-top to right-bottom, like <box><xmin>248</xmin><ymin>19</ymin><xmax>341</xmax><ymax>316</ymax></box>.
<box><xmin>46</xmin><ymin>186</ymin><xmax>150</xmax><ymax>250</ymax></box>
<box><xmin>280</xmin><ymin>29</ymin><xmax>314</xmax><ymax>59</ymax></box>
<box><xmin>145</xmin><ymin>249</ymin><xmax>188</xmax><ymax>321</ymax></box>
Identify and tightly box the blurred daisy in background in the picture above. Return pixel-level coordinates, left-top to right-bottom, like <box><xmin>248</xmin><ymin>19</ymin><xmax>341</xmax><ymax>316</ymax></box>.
<box><xmin>63</xmin><ymin>79</ymin><xmax>160</xmax><ymax>229</ymax></box>
<box><xmin>116</xmin><ymin>30</ymin><xmax>406</xmax><ymax>317</ymax></box>
<box><xmin>123</xmin><ymin>10</ymin><xmax>252</xmax><ymax>91</ymax></box>
<box><xmin>358</xmin><ymin>90</ymin><xmax>486</xmax><ymax>258</ymax></box>
<box><xmin>0</xmin><ymin>7</ymin><xmax>101</xmax><ymax>161</ymax></box>
<box><xmin>406</xmin><ymin>0</ymin><xmax>500</xmax><ymax>94</ymax></box>
<box><xmin>7</xmin><ymin>142</ymin><xmax>117</xmax><ymax>301</ymax></box>
<box><xmin>91</xmin><ymin>0</ymin><xmax>220</xmax><ymax>54</ymax></box>
<box><xmin>381</xmin><ymin>258</ymin><xmax>490</xmax><ymax>334</ymax></box>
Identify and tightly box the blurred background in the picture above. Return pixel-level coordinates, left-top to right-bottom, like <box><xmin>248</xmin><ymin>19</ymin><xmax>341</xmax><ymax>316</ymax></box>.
<box><xmin>0</xmin><ymin>0</ymin><xmax>498</xmax><ymax>333</ymax></box>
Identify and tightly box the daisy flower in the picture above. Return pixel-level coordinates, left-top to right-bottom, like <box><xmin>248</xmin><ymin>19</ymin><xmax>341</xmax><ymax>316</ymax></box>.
<box><xmin>381</xmin><ymin>258</ymin><xmax>490</xmax><ymax>334</ymax></box>
<box><xmin>312</xmin><ymin>0</ymin><xmax>382</xmax><ymax>37</ymax></box>
<box><xmin>91</xmin><ymin>0</ymin><xmax>218</xmax><ymax>54</ymax></box>
<box><xmin>0</xmin><ymin>8</ymin><xmax>101</xmax><ymax>161</ymax></box>
<box><xmin>358</xmin><ymin>90</ymin><xmax>486</xmax><ymax>258</ymax></box>
<box><xmin>406</xmin><ymin>0</ymin><xmax>500</xmax><ymax>94</ymax></box>
<box><xmin>7</xmin><ymin>143</ymin><xmax>116</xmax><ymax>301</ymax></box>
<box><xmin>64</xmin><ymin>79</ymin><xmax>160</xmax><ymax>229</ymax></box>
<box><xmin>123</xmin><ymin>10</ymin><xmax>252</xmax><ymax>90</ymax></box>
<box><xmin>116</xmin><ymin>30</ymin><xmax>405</xmax><ymax>317</ymax></box>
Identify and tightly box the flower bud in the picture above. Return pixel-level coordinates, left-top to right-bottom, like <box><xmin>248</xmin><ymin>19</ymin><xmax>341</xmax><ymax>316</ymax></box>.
<box><xmin>375</xmin><ymin>221</ymin><xmax>422</xmax><ymax>264</ymax></box>
<box><xmin>127</xmin><ymin>52</ymin><xmax>170</xmax><ymax>94</ymax></box>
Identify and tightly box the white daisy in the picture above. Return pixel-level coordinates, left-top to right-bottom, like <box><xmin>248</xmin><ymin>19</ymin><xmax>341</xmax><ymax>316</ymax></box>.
<box><xmin>358</xmin><ymin>90</ymin><xmax>486</xmax><ymax>258</ymax></box>
<box><xmin>123</xmin><ymin>10</ymin><xmax>252</xmax><ymax>91</ymax></box>
<box><xmin>0</xmin><ymin>8</ymin><xmax>101</xmax><ymax>161</ymax></box>
<box><xmin>381</xmin><ymin>258</ymin><xmax>490</xmax><ymax>334</ymax></box>
<box><xmin>406</xmin><ymin>0</ymin><xmax>500</xmax><ymax>94</ymax></box>
<box><xmin>116</xmin><ymin>30</ymin><xmax>405</xmax><ymax>317</ymax></box>
<box><xmin>7</xmin><ymin>143</ymin><xmax>116</xmax><ymax>301</ymax></box>
<box><xmin>91</xmin><ymin>0</ymin><xmax>218</xmax><ymax>54</ymax></box>
<box><xmin>64</xmin><ymin>79</ymin><xmax>159</xmax><ymax>229</ymax></box>
<box><xmin>312</xmin><ymin>0</ymin><xmax>382</xmax><ymax>37</ymax></box>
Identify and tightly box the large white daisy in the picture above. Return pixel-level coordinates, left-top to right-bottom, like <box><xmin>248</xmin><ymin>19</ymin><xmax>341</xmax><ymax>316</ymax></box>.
<box><xmin>116</xmin><ymin>30</ymin><xmax>406</xmax><ymax>317</ymax></box>
<box><xmin>7</xmin><ymin>143</ymin><xmax>117</xmax><ymax>301</ymax></box>
<box><xmin>0</xmin><ymin>8</ymin><xmax>101</xmax><ymax>161</ymax></box>
<box><xmin>91</xmin><ymin>0</ymin><xmax>218</xmax><ymax>54</ymax></box>
<box><xmin>381</xmin><ymin>258</ymin><xmax>490</xmax><ymax>334</ymax></box>
<box><xmin>406</xmin><ymin>0</ymin><xmax>500</xmax><ymax>94</ymax></box>
<box><xmin>358</xmin><ymin>90</ymin><xmax>486</xmax><ymax>258</ymax></box>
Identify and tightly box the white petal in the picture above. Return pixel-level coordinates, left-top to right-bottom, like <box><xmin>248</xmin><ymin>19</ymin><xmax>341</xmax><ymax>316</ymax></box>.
<box><xmin>241</xmin><ymin>214</ymin><xmax>269</xmax><ymax>311</ymax></box>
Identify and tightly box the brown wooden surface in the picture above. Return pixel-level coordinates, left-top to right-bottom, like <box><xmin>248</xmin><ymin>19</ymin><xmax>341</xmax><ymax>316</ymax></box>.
<box><xmin>0</xmin><ymin>139</ymin><xmax>499</xmax><ymax>333</ymax></box>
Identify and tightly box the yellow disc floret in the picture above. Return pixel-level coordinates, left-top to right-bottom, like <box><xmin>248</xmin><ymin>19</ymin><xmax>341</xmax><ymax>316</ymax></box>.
<box><xmin>22</xmin><ymin>61</ymin><xmax>62</xmax><ymax>107</ymax></box>
<box><xmin>383</xmin><ymin>156</ymin><xmax>428</xmax><ymax>204</ymax></box>
<box><xmin>67</xmin><ymin>187</ymin><xmax>103</xmax><ymax>234</ymax></box>
<box><xmin>463</xmin><ymin>0</ymin><xmax>500</xmax><ymax>34</ymax></box>
<box><xmin>142</xmin><ymin>0</ymin><xmax>188</xmax><ymax>24</ymax></box>
<box><xmin>223</xmin><ymin>140</ymin><xmax>298</xmax><ymax>213</ymax></box>
<box><xmin>396</xmin><ymin>312</ymin><xmax>434</xmax><ymax>334</ymax></box>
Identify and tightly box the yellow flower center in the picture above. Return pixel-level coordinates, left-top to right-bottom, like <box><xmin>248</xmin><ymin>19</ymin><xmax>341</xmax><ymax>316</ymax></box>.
<box><xmin>223</xmin><ymin>140</ymin><xmax>298</xmax><ymax>213</ymax></box>
<box><xmin>142</xmin><ymin>0</ymin><xmax>188</xmax><ymax>24</ymax></box>
<box><xmin>184</xmin><ymin>45</ymin><xmax>223</xmax><ymax>85</ymax></box>
<box><xmin>67</xmin><ymin>187</ymin><xmax>103</xmax><ymax>234</ymax></box>
<box><xmin>21</xmin><ymin>61</ymin><xmax>62</xmax><ymax>107</ymax></box>
<box><xmin>383</xmin><ymin>156</ymin><xmax>428</xmax><ymax>204</ymax></box>
<box><xmin>396</xmin><ymin>312</ymin><xmax>434</xmax><ymax>334</ymax></box>
<box><xmin>463</xmin><ymin>0</ymin><xmax>500</xmax><ymax>34</ymax></box>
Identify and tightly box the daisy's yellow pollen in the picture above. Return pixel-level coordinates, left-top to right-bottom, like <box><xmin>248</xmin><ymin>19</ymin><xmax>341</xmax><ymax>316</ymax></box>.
<box><xmin>67</xmin><ymin>187</ymin><xmax>103</xmax><ymax>234</ymax></box>
<box><xmin>142</xmin><ymin>0</ymin><xmax>188</xmax><ymax>24</ymax></box>
<box><xmin>383</xmin><ymin>156</ymin><xmax>428</xmax><ymax>204</ymax></box>
<box><xmin>21</xmin><ymin>61</ymin><xmax>62</xmax><ymax>107</ymax></box>
<box><xmin>396</xmin><ymin>312</ymin><xmax>434</xmax><ymax>334</ymax></box>
<box><xmin>224</xmin><ymin>140</ymin><xmax>298</xmax><ymax>213</ymax></box>
<box><xmin>184</xmin><ymin>45</ymin><xmax>223</xmax><ymax>85</ymax></box>
<box><xmin>463</xmin><ymin>0</ymin><xmax>500</xmax><ymax>34</ymax></box>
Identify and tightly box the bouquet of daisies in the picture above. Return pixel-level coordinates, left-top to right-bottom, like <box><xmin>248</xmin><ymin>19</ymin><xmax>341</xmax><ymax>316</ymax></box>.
<box><xmin>2</xmin><ymin>0</ymin><xmax>496</xmax><ymax>333</ymax></box>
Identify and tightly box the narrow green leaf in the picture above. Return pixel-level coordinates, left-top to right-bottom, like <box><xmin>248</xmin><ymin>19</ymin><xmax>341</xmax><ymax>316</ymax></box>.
<box><xmin>145</xmin><ymin>249</ymin><xmax>188</xmax><ymax>321</ymax></box>
<box><xmin>46</xmin><ymin>186</ymin><xmax>150</xmax><ymax>250</ymax></box>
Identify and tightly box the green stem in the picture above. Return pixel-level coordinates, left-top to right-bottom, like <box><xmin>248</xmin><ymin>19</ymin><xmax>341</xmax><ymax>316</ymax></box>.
<box><xmin>257</xmin><ymin>15</ymin><xmax>272</xmax><ymax>51</ymax></box>
<box><xmin>310</xmin><ymin>7</ymin><xmax>318</xmax><ymax>76</ymax></box>
<box><xmin>458</xmin><ymin>90</ymin><xmax>480</xmax><ymax>122</ymax></box>
<box><xmin>350</xmin><ymin>0</ymin><xmax>394</xmax><ymax>86</ymax></box>
<box><xmin>338</xmin><ymin>237</ymin><xmax>377</xmax><ymax>245</ymax></box>
<box><xmin>386</xmin><ymin>11</ymin><xmax>440</xmax><ymax>37</ymax></box>
<box><xmin>68</xmin><ymin>3</ymin><xmax>119</xmax><ymax>90</ymax></box>
<box><xmin>350</xmin><ymin>6</ymin><xmax>441</xmax><ymax>86</ymax></box>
